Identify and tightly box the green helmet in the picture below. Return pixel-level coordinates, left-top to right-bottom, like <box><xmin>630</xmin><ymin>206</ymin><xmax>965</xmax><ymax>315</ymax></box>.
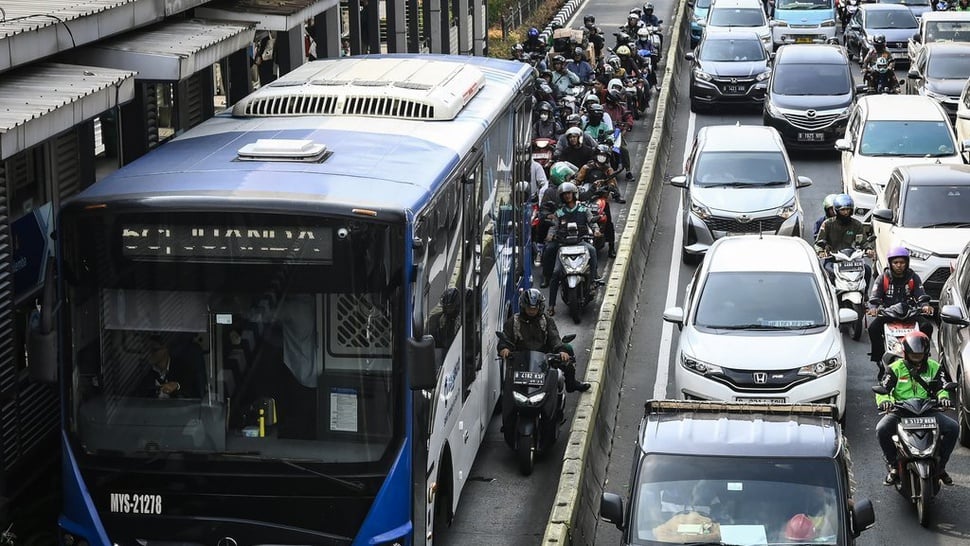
<box><xmin>549</xmin><ymin>161</ymin><xmax>578</xmax><ymax>186</ymax></box>
<box><xmin>822</xmin><ymin>193</ymin><xmax>838</xmax><ymax>213</ymax></box>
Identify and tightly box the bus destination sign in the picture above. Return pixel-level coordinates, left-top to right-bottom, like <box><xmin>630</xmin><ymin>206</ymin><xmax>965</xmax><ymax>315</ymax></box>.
<box><xmin>121</xmin><ymin>225</ymin><xmax>333</xmax><ymax>263</ymax></box>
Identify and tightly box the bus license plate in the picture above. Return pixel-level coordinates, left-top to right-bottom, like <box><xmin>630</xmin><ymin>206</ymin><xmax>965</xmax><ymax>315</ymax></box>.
<box><xmin>798</xmin><ymin>132</ymin><xmax>824</xmax><ymax>142</ymax></box>
<box><xmin>513</xmin><ymin>371</ymin><xmax>546</xmax><ymax>386</ymax></box>
<box><xmin>109</xmin><ymin>493</ymin><xmax>162</xmax><ymax>514</ymax></box>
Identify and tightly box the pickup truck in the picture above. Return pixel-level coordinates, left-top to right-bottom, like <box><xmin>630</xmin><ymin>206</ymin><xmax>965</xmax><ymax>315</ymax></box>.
<box><xmin>907</xmin><ymin>11</ymin><xmax>970</xmax><ymax>60</ymax></box>
<box><xmin>600</xmin><ymin>400</ymin><xmax>876</xmax><ymax>545</ymax></box>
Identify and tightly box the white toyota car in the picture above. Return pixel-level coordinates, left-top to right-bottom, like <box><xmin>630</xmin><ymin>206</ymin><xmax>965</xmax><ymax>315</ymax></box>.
<box><xmin>663</xmin><ymin>235</ymin><xmax>856</xmax><ymax>419</ymax></box>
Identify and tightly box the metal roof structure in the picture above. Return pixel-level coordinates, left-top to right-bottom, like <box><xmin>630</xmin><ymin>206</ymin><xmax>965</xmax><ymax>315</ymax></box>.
<box><xmin>196</xmin><ymin>0</ymin><xmax>339</xmax><ymax>32</ymax></box>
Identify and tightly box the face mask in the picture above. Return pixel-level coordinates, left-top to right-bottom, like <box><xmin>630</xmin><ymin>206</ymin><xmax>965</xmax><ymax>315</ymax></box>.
<box><xmin>540</xmin><ymin>113</ymin><xmax>549</xmax><ymax>121</ymax></box>
<box><xmin>596</xmin><ymin>154</ymin><xmax>608</xmax><ymax>163</ymax></box>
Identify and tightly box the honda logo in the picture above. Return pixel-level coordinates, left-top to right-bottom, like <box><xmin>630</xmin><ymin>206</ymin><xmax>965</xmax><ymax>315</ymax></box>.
<box><xmin>730</xmin><ymin>77</ymin><xmax>738</xmax><ymax>84</ymax></box>
<box><xmin>216</xmin><ymin>538</ymin><xmax>238</xmax><ymax>546</ymax></box>
<box><xmin>806</xmin><ymin>109</ymin><xmax>817</xmax><ymax>118</ymax></box>
<box><xmin>753</xmin><ymin>372</ymin><xmax>768</xmax><ymax>384</ymax></box>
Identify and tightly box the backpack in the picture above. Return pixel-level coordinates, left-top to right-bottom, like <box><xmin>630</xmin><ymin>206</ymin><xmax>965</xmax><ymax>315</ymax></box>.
<box><xmin>882</xmin><ymin>272</ymin><xmax>915</xmax><ymax>297</ymax></box>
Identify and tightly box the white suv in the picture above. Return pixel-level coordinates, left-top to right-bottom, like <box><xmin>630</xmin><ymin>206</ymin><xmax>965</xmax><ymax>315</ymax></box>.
<box><xmin>702</xmin><ymin>0</ymin><xmax>773</xmax><ymax>52</ymax></box>
<box><xmin>663</xmin><ymin>235</ymin><xmax>855</xmax><ymax>419</ymax></box>
<box><xmin>837</xmin><ymin>95</ymin><xmax>967</xmax><ymax>222</ymax></box>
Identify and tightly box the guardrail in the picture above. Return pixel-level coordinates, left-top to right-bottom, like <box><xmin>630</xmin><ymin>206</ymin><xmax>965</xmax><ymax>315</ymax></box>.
<box><xmin>541</xmin><ymin>0</ymin><xmax>691</xmax><ymax>542</ymax></box>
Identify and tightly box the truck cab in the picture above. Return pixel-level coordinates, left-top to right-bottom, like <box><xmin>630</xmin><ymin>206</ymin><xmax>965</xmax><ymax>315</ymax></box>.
<box><xmin>600</xmin><ymin>400</ymin><xmax>875</xmax><ymax>545</ymax></box>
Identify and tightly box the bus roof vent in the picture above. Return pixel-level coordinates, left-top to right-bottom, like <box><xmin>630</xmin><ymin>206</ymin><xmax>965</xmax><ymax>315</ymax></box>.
<box><xmin>237</xmin><ymin>139</ymin><xmax>329</xmax><ymax>162</ymax></box>
<box><xmin>233</xmin><ymin>58</ymin><xmax>485</xmax><ymax>121</ymax></box>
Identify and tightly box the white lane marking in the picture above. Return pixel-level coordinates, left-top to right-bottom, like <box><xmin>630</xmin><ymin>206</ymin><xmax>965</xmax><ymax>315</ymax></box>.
<box><xmin>653</xmin><ymin>111</ymin><xmax>695</xmax><ymax>399</ymax></box>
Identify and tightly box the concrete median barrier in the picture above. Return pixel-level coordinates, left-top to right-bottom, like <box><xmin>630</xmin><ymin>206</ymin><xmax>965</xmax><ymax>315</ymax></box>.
<box><xmin>541</xmin><ymin>0</ymin><xmax>690</xmax><ymax>543</ymax></box>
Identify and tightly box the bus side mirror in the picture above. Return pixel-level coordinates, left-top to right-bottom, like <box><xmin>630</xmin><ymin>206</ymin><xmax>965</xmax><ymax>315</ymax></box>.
<box><xmin>407</xmin><ymin>335</ymin><xmax>437</xmax><ymax>390</ymax></box>
<box><xmin>27</xmin><ymin>258</ymin><xmax>58</xmax><ymax>383</ymax></box>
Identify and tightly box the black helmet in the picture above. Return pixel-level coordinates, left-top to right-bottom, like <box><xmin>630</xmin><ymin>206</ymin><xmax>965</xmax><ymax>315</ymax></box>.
<box><xmin>536</xmin><ymin>101</ymin><xmax>553</xmax><ymax>113</ymax></box>
<box><xmin>553</xmin><ymin>54</ymin><xmax>567</xmax><ymax>65</ymax></box>
<box><xmin>607</xmin><ymin>88</ymin><xmax>624</xmax><ymax>103</ymax></box>
<box><xmin>588</xmin><ymin>103</ymin><xmax>604</xmax><ymax>114</ymax></box>
<box><xmin>902</xmin><ymin>331</ymin><xmax>931</xmax><ymax>366</ymax></box>
<box><xmin>519</xmin><ymin>288</ymin><xmax>546</xmax><ymax>313</ymax></box>
<box><xmin>565</xmin><ymin>113</ymin><xmax>582</xmax><ymax>127</ymax></box>
<box><xmin>440</xmin><ymin>287</ymin><xmax>461</xmax><ymax>314</ymax></box>
<box><xmin>595</xmin><ymin>144</ymin><xmax>611</xmax><ymax>163</ymax></box>
<box><xmin>872</xmin><ymin>34</ymin><xmax>886</xmax><ymax>47</ymax></box>
<box><xmin>584</xmin><ymin>14</ymin><xmax>596</xmax><ymax>25</ymax></box>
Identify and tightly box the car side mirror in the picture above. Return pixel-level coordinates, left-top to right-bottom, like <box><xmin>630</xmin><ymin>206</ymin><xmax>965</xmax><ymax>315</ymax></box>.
<box><xmin>940</xmin><ymin>304</ymin><xmax>970</xmax><ymax>327</ymax></box>
<box><xmin>851</xmin><ymin>497</ymin><xmax>876</xmax><ymax>537</ymax></box>
<box><xmin>871</xmin><ymin>207</ymin><xmax>894</xmax><ymax>224</ymax></box>
<box><xmin>913</xmin><ymin>33</ymin><xmax>921</xmax><ymax>42</ymax></box>
<box><xmin>834</xmin><ymin>138</ymin><xmax>852</xmax><ymax>152</ymax></box>
<box><xmin>685</xmin><ymin>51</ymin><xmax>696</xmax><ymax>61</ymax></box>
<box><xmin>908</xmin><ymin>69</ymin><xmax>920</xmax><ymax>79</ymax></box>
<box><xmin>855</xmin><ymin>83</ymin><xmax>869</xmax><ymax>95</ymax></box>
<box><xmin>561</xmin><ymin>333</ymin><xmax>577</xmax><ymax>343</ymax></box>
<box><xmin>670</xmin><ymin>175</ymin><xmax>688</xmax><ymax>188</ymax></box>
<box><xmin>796</xmin><ymin>175</ymin><xmax>812</xmax><ymax>188</ymax></box>
<box><xmin>600</xmin><ymin>492</ymin><xmax>625</xmax><ymax>530</ymax></box>
<box><xmin>663</xmin><ymin>307</ymin><xmax>685</xmax><ymax>329</ymax></box>
<box><xmin>838</xmin><ymin>307</ymin><xmax>858</xmax><ymax>324</ymax></box>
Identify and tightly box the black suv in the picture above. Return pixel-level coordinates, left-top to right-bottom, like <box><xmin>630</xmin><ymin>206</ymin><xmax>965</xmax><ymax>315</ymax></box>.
<box><xmin>601</xmin><ymin>400</ymin><xmax>875</xmax><ymax>545</ymax></box>
<box><xmin>763</xmin><ymin>44</ymin><xmax>858</xmax><ymax>150</ymax></box>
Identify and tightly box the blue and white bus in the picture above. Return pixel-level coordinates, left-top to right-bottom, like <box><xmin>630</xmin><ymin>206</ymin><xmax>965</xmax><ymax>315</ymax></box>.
<box><xmin>32</xmin><ymin>55</ymin><xmax>536</xmax><ymax>546</ymax></box>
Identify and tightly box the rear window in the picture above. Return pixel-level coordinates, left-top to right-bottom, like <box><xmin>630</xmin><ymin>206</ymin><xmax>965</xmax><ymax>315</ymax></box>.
<box><xmin>772</xmin><ymin>62</ymin><xmax>851</xmax><ymax>95</ymax></box>
<box><xmin>709</xmin><ymin>7</ymin><xmax>767</xmax><ymax>26</ymax></box>
<box><xmin>901</xmin><ymin>184</ymin><xmax>970</xmax><ymax>227</ymax></box>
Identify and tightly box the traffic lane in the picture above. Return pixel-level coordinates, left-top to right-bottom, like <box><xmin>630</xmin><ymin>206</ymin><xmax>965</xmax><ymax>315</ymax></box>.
<box><xmin>440</xmin><ymin>0</ymin><xmax>676</xmax><ymax>537</ymax></box>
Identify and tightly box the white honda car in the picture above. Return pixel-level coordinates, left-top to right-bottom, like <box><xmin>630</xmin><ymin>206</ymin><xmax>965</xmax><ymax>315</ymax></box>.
<box><xmin>663</xmin><ymin>235</ymin><xmax>856</xmax><ymax>419</ymax></box>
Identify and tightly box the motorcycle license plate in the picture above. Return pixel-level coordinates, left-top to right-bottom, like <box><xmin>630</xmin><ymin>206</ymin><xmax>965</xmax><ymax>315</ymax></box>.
<box><xmin>797</xmin><ymin>132</ymin><xmax>824</xmax><ymax>142</ymax></box>
<box><xmin>513</xmin><ymin>371</ymin><xmax>546</xmax><ymax>386</ymax></box>
<box><xmin>532</xmin><ymin>152</ymin><xmax>552</xmax><ymax>162</ymax></box>
<box><xmin>724</xmin><ymin>85</ymin><xmax>746</xmax><ymax>94</ymax></box>
<box><xmin>901</xmin><ymin>416</ymin><xmax>937</xmax><ymax>428</ymax></box>
<box><xmin>838</xmin><ymin>263</ymin><xmax>863</xmax><ymax>273</ymax></box>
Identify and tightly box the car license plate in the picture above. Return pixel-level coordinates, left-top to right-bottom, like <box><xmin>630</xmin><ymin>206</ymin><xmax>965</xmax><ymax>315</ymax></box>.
<box><xmin>724</xmin><ymin>85</ymin><xmax>746</xmax><ymax>94</ymax></box>
<box><xmin>795</xmin><ymin>36</ymin><xmax>813</xmax><ymax>43</ymax></box>
<box><xmin>892</xmin><ymin>52</ymin><xmax>906</xmax><ymax>60</ymax></box>
<box><xmin>736</xmin><ymin>397</ymin><xmax>785</xmax><ymax>404</ymax></box>
<box><xmin>797</xmin><ymin>132</ymin><xmax>824</xmax><ymax>142</ymax></box>
<box><xmin>513</xmin><ymin>371</ymin><xmax>545</xmax><ymax>386</ymax></box>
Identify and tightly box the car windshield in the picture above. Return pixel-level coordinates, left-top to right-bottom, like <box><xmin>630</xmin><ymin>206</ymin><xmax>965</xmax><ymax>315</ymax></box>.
<box><xmin>925</xmin><ymin>21</ymin><xmax>970</xmax><ymax>42</ymax></box>
<box><xmin>709</xmin><ymin>7</ymin><xmax>767</xmax><ymax>26</ymax></box>
<box><xmin>858</xmin><ymin>120</ymin><xmax>956</xmax><ymax>156</ymax></box>
<box><xmin>694</xmin><ymin>272</ymin><xmax>826</xmax><ymax>329</ymax></box>
<box><xmin>693</xmin><ymin>151</ymin><xmax>790</xmax><ymax>186</ymax></box>
<box><xmin>901</xmin><ymin>184</ymin><xmax>970</xmax><ymax>227</ymax></box>
<box><xmin>776</xmin><ymin>0</ymin><xmax>833</xmax><ymax>10</ymax></box>
<box><xmin>700</xmin><ymin>38</ymin><xmax>767</xmax><ymax>61</ymax></box>
<box><xmin>865</xmin><ymin>10</ymin><xmax>917</xmax><ymax>29</ymax></box>
<box><xmin>927</xmin><ymin>52</ymin><xmax>970</xmax><ymax>79</ymax></box>
<box><xmin>772</xmin><ymin>63</ymin><xmax>851</xmax><ymax>95</ymax></box>
<box><xmin>631</xmin><ymin>454</ymin><xmax>843</xmax><ymax>545</ymax></box>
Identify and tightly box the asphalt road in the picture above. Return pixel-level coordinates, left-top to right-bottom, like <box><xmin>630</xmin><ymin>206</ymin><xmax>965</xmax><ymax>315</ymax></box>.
<box><xmin>436</xmin><ymin>0</ymin><xmax>677</xmax><ymax>543</ymax></box>
<box><xmin>594</xmin><ymin>59</ymin><xmax>970</xmax><ymax>544</ymax></box>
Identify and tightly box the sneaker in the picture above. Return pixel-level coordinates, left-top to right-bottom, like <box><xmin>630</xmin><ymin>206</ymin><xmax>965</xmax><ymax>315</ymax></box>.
<box><xmin>613</xmin><ymin>196</ymin><xmax>627</xmax><ymax>204</ymax></box>
<box><xmin>625</xmin><ymin>172</ymin><xmax>634</xmax><ymax>180</ymax></box>
<box><xmin>548</xmin><ymin>306</ymin><xmax>556</xmax><ymax>316</ymax></box>
<box><xmin>940</xmin><ymin>470</ymin><xmax>954</xmax><ymax>486</ymax></box>
<box><xmin>883</xmin><ymin>468</ymin><xmax>898</xmax><ymax>486</ymax></box>
<box><xmin>566</xmin><ymin>381</ymin><xmax>591</xmax><ymax>393</ymax></box>
<box><xmin>608</xmin><ymin>249</ymin><xmax>617</xmax><ymax>258</ymax></box>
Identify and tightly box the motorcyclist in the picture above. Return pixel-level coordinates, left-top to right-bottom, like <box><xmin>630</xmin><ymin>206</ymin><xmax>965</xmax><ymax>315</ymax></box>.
<box><xmin>522</xmin><ymin>27</ymin><xmax>547</xmax><ymax>56</ymax></box>
<box><xmin>615</xmin><ymin>45</ymin><xmax>651</xmax><ymax>115</ymax></box>
<box><xmin>635</xmin><ymin>27</ymin><xmax>661</xmax><ymax>77</ymax></box>
<box><xmin>621</xmin><ymin>11</ymin><xmax>645</xmax><ymax>38</ymax></box>
<box><xmin>875</xmin><ymin>331</ymin><xmax>957</xmax><ymax>486</ymax></box>
<box><xmin>542</xmin><ymin>182</ymin><xmax>602</xmax><ymax>291</ymax></box>
<box><xmin>555</xmin><ymin>126</ymin><xmax>596</xmax><ymax>170</ymax></box>
<box><xmin>813</xmin><ymin>193</ymin><xmax>839</xmax><ymax>238</ymax></box>
<box><xmin>533</xmin><ymin>102</ymin><xmax>562</xmax><ymax>139</ymax></box>
<box><xmin>540</xmin><ymin>161</ymin><xmax>578</xmax><ymax>211</ymax></box>
<box><xmin>556</xmin><ymin>114</ymin><xmax>598</xmax><ymax>153</ymax></box>
<box><xmin>867</xmin><ymin>246</ymin><xmax>935</xmax><ymax>367</ymax></box>
<box><xmin>550</xmin><ymin>54</ymin><xmax>581</xmax><ymax>98</ymax></box>
<box><xmin>589</xmin><ymin>183</ymin><xmax>617</xmax><ymax>258</ymax></box>
<box><xmin>583</xmin><ymin>15</ymin><xmax>606</xmax><ymax>60</ymax></box>
<box><xmin>497</xmin><ymin>289</ymin><xmax>591</xmax><ymax>392</ymax></box>
<box><xmin>957</xmin><ymin>0</ymin><xmax>970</xmax><ymax>10</ymax></box>
<box><xmin>862</xmin><ymin>35</ymin><xmax>894</xmax><ymax>89</ymax></box>
<box><xmin>641</xmin><ymin>2</ymin><xmax>663</xmax><ymax>28</ymax></box>
<box><xmin>602</xmin><ymin>89</ymin><xmax>636</xmax><ymax>179</ymax></box>
<box><xmin>582</xmin><ymin>103</ymin><xmax>614</xmax><ymax>144</ymax></box>
<box><xmin>566</xmin><ymin>46</ymin><xmax>596</xmax><ymax>83</ymax></box>
<box><xmin>576</xmin><ymin>144</ymin><xmax>622</xmax><ymax>202</ymax></box>
<box><xmin>814</xmin><ymin>194</ymin><xmax>872</xmax><ymax>282</ymax></box>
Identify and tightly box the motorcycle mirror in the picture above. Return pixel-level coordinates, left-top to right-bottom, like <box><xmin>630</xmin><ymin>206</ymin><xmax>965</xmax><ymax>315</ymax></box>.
<box><xmin>562</xmin><ymin>334</ymin><xmax>577</xmax><ymax>343</ymax></box>
<box><xmin>943</xmin><ymin>381</ymin><xmax>959</xmax><ymax>392</ymax></box>
<box><xmin>871</xmin><ymin>385</ymin><xmax>890</xmax><ymax>395</ymax></box>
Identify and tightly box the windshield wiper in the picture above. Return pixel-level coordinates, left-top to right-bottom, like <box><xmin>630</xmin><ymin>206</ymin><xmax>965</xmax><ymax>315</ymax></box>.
<box><xmin>219</xmin><ymin>453</ymin><xmax>366</xmax><ymax>492</ymax></box>
<box><xmin>704</xmin><ymin>323</ymin><xmax>794</xmax><ymax>330</ymax></box>
<box><xmin>698</xmin><ymin>181</ymin><xmax>757</xmax><ymax>187</ymax></box>
<box><xmin>920</xmin><ymin>221</ymin><xmax>970</xmax><ymax>228</ymax></box>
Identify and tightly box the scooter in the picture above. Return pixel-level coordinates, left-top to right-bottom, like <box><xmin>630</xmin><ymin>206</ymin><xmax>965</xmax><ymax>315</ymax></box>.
<box><xmin>829</xmin><ymin>244</ymin><xmax>870</xmax><ymax>340</ymax></box>
<box><xmin>556</xmin><ymin>222</ymin><xmax>598</xmax><ymax>324</ymax></box>
<box><xmin>872</xmin><ymin>300</ymin><xmax>930</xmax><ymax>379</ymax></box>
<box><xmin>531</xmin><ymin>137</ymin><xmax>557</xmax><ymax>171</ymax></box>
<box><xmin>871</xmin><ymin>382</ymin><xmax>957</xmax><ymax>527</ymax></box>
<box><xmin>497</xmin><ymin>332</ymin><xmax>575</xmax><ymax>476</ymax></box>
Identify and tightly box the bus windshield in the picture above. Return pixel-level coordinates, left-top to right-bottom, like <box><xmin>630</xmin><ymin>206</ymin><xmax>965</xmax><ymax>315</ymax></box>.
<box><xmin>62</xmin><ymin>209</ymin><xmax>404</xmax><ymax>465</ymax></box>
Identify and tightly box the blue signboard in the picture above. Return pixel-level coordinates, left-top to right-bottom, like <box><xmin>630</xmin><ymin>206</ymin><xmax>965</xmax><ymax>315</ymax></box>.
<box><xmin>11</xmin><ymin>203</ymin><xmax>53</xmax><ymax>299</ymax></box>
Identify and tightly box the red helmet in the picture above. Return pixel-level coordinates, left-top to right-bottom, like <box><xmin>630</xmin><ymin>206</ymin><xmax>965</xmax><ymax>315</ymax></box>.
<box><xmin>784</xmin><ymin>514</ymin><xmax>816</xmax><ymax>541</ymax></box>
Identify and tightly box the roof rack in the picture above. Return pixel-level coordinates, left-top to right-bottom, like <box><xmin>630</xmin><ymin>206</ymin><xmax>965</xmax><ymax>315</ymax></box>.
<box><xmin>643</xmin><ymin>399</ymin><xmax>839</xmax><ymax>419</ymax></box>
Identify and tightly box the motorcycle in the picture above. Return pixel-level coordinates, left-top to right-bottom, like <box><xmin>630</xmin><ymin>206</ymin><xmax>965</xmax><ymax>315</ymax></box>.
<box><xmin>865</xmin><ymin>67</ymin><xmax>899</xmax><ymax>94</ymax></box>
<box><xmin>872</xmin><ymin>300</ymin><xmax>930</xmax><ymax>379</ymax></box>
<box><xmin>531</xmin><ymin>137</ymin><xmax>557</xmax><ymax>171</ymax></box>
<box><xmin>556</xmin><ymin>222</ymin><xmax>598</xmax><ymax>323</ymax></box>
<box><xmin>828</xmin><ymin>240</ymin><xmax>871</xmax><ymax>340</ymax></box>
<box><xmin>841</xmin><ymin>0</ymin><xmax>859</xmax><ymax>29</ymax></box>
<box><xmin>497</xmin><ymin>332</ymin><xmax>575</xmax><ymax>475</ymax></box>
<box><xmin>589</xmin><ymin>187</ymin><xmax>616</xmax><ymax>257</ymax></box>
<box><xmin>871</xmin><ymin>382</ymin><xmax>958</xmax><ymax>527</ymax></box>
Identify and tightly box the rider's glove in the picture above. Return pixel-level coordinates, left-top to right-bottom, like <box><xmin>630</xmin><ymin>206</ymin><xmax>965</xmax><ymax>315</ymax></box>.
<box><xmin>878</xmin><ymin>400</ymin><xmax>893</xmax><ymax>412</ymax></box>
<box><xmin>939</xmin><ymin>397</ymin><xmax>953</xmax><ymax>409</ymax></box>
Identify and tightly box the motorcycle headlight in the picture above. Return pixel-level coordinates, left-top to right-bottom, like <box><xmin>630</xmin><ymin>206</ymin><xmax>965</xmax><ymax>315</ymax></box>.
<box><xmin>797</xmin><ymin>357</ymin><xmax>842</xmax><ymax>377</ymax></box>
<box><xmin>775</xmin><ymin>200</ymin><xmax>797</xmax><ymax>219</ymax></box>
<box><xmin>512</xmin><ymin>391</ymin><xmax>547</xmax><ymax>405</ymax></box>
<box><xmin>902</xmin><ymin>243</ymin><xmax>932</xmax><ymax>261</ymax></box>
<box><xmin>693</xmin><ymin>68</ymin><xmax>713</xmax><ymax>81</ymax></box>
<box><xmin>821</xmin><ymin>19</ymin><xmax>837</xmax><ymax>27</ymax></box>
<box><xmin>756</xmin><ymin>68</ymin><xmax>772</xmax><ymax>82</ymax></box>
<box><xmin>682</xmin><ymin>355</ymin><xmax>723</xmax><ymax>376</ymax></box>
<box><xmin>689</xmin><ymin>200</ymin><xmax>712</xmax><ymax>219</ymax></box>
<box><xmin>852</xmin><ymin>176</ymin><xmax>876</xmax><ymax>195</ymax></box>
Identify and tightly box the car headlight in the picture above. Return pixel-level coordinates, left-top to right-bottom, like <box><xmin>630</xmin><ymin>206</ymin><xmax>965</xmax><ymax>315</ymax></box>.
<box><xmin>690</xmin><ymin>200</ymin><xmax>712</xmax><ymax>219</ymax></box>
<box><xmin>922</xmin><ymin>88</ymin><xmax>950</xmax><ymax>102</ymax></box>
<box><xmin>902</xmin><ymin>243</ymin><xmax>932</xmax><ymax>261</ymax></box>
<box><xmin>756</xmin><ymin>68</ymin><xmax>772</xmax><ymax>82</ymax></box>
<box><xmin>775</xmin><ymin>200</ymin><xmax>797</xmax><ymax>219</ymax></box>
<box><xmin>835</xmin><ymin>107</ymin><xmax>850</xmax><ymax>120</ymax></box>
<box><xmin>774</xmin><ymin>19</ymin><xmax>789</xmax><ymax>27</ymax></box>
<box><xmin>760</xmin><ymin>34</ymin><xmax>772</xmax><ymax>44</ymax></box>
<box><xmin>682</xmin><ymin>355</ymin><xmax>723</xmax><ymax>376</ymax></box>
<box><xmin>693</xmin><ymin>68</ymin><xmax>713</xmax><ymax>81</ymax></box>
<box><xmin>512</xmin><ymin>391</ymin><xmax>547</xmax><ymax>405</ymax></box>
<box><xmin>765</xmin><ymin>100</ymin><xmax>783</xmax><ymax>118</ymax></box>
<box><xmin>851</xmin><ymin>176</ymin><xmax>876</xmax><ymax>195</ymax></box>
<box><xmin>821</xmin><ymin>19</ymin><xmax>836</xmax><ymax>27</ymax></box>
<box><xmin>797</xmin><ymin>357</ymin><xmax>842</xmax><ymax>377</ymax></box>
